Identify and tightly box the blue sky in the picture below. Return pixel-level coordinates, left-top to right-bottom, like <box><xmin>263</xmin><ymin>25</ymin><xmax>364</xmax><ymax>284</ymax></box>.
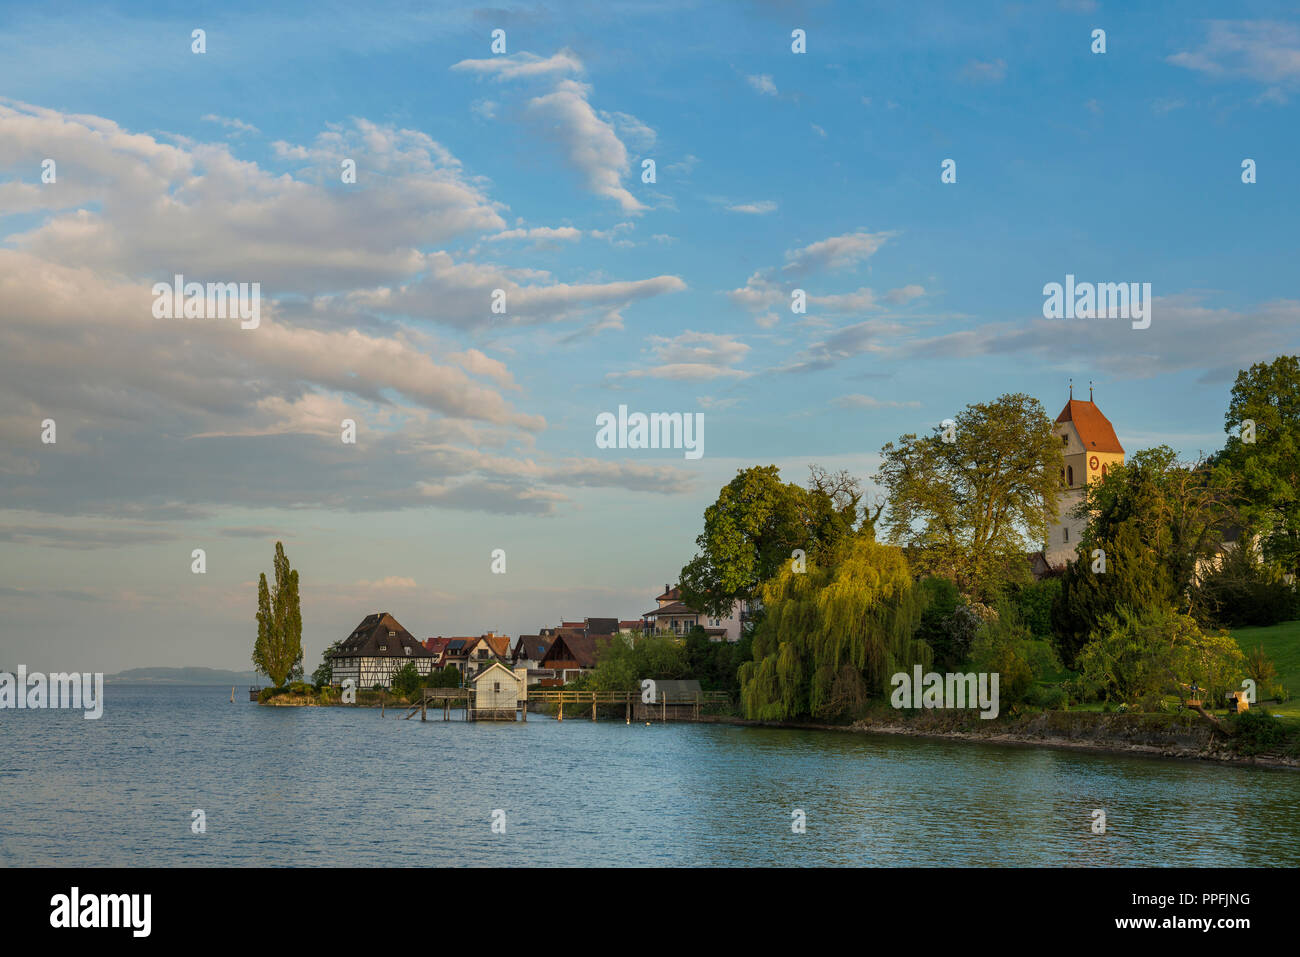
<box><xmin>2</xmin><ymin>0</ymin><xmax>1298</xmax><ymax>673</ymax></box>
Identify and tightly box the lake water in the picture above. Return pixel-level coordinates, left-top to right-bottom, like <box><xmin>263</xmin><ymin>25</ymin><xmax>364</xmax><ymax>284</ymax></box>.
<box><xmin>2</xmin><ymin>685</ymin><xmax>1298</xmax><ymax>867</ymax></box>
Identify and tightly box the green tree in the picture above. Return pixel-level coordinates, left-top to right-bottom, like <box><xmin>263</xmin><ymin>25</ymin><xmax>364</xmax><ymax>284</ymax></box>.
<box><xmin>1079</xmin><ymin>446</ymin><xmax>1237</xmax><ymax>609</ymax></box>
<box><xmin>875</xmin><ymin>393</ymin><xmax>1064</xmax><ymax>599</ymax></box>
<box><xmin>968</xmin><ymin>604</ymin><xmax>1061</xmax><ymax>706</ymax></box>
<box><xmin>679</xmin><ymin>465</ymin><xmax>870</xmax><ymax>618</ymax></box>
<box><xmin>1074</xmin><ymin>606</ymin><xmax>1246</xmax><ymax>712</ymax></box>
<box><xmin>1052</xmin><ymin>519</ymin><xmax>1174</xmax><ymax>666</ymax></box>
<box><xmin>311</xmin><ymin>640</ymin><xmax>341</xmax><ymax>688</ymax></box>
<box><xmin>390</xmin><ymin>662</ymin><xmax>421</xmax><ymax>697</ymax></box>
<box><xmin>251</xmin><ymin>541</ymin><xmax>303</xmax><ymax>688</ymax></box>
<box><xmin>738</xmin><ymin>533</ymin><xmax>928</xmax><ymax>721</ymax></box>
<box><xmin>1219</xmin><ymin>355</ymin><xmax>1300</xmax><ymax>577</ymax></box>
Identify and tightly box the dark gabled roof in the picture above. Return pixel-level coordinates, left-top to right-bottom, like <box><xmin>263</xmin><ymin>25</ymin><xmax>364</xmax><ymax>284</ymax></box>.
<box><xmin>656</xmin><ymin>585</ymin><xmax>680</xmax><ymax>602</ymax></box>
<box><xmin>330</xmin><ymin>613</ymin><xmax>432</xmax><ymax>658</ymax></box>
<box><xmin>619</xmin><ymin>620</ymin><xmax>643</xmax><ymax>630</ymax></box>
<box><xmin>1056</xmin><ymin>399</ymin><xmax>1124</xmax><ymax>454</ymax></box>
<box><xmin>644</xmin><ymin>601</ymin><xmax>698</xmax><ymax>617</ymax></box>
<box><xmin>585</xmin><ymin>617</ymin><xmax>618</xmax><ymax>636</ymax></box>
<box><xmin>513</xmin><ymin>634</ymin><xmax>552</xmax><ymax>660</ymax></box>
<box><xmin>540</xmin><ymin>632</ymin><xmax>611</xmax><ymax>669</ymax></box>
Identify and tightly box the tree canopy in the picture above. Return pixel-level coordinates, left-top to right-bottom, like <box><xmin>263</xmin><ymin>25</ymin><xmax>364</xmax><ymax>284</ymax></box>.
<box><xmin>737</xmin><ymin>533</ymin><xmax>927</xmax><ymax>721</ymax></box>
<box><xmin>679</xmin><ymin>464</ymin><xmax>871</xmax><ymax>617</ymax></box>
<box><xmin>875</xmin><ymin>392</ymin><xmax>1063</xmax><ymax>598</ymax></box>
<box><xmin>252</xmin><ymin>541</ymin><xmax>303</xmax><ymax>688</ymax></box>
<box><xmin>1219</xmin><ymin>355</ymin><xmax>1300</xmax><ymax>576</ymax></box>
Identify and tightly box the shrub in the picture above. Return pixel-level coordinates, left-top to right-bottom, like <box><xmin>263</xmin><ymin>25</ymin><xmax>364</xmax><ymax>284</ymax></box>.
<box><xmin>1232</xmin><ymin>709</ymin><xmax>1287</xmax><ymax>755</ymax></box>
<box><xmin>1075</xmin><ymin>606</ymin><xmax>1247</xmax><ymax>711</ymax></box>
<box><xmin>1026</xmin><ymin>684</ymin><xmax>1068</xmax><ymax>710</ymax></box>
<box><xmin>289</xmin><ymin>681</ymin><xmax>312</xmax><ymax>695</ymax></box>
<box><xmin>968</xmin><ymin>604</ymin><xmax>1061</xmax><ymax>706</ymax></box>
<box><xmin>1194</xmin><ymin>541</ymin><xmax>1299</xmax><ymax>628</ymax></box>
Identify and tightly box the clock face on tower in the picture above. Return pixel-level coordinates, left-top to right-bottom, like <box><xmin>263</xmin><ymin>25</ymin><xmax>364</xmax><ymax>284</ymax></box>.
<box><xmin>1089</xmin><ymin>455</ymin><xmax>1099</xmax><ymax>471</ymax></box>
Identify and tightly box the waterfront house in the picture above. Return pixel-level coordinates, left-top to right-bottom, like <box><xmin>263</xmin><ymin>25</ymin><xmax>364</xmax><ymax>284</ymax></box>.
<box><xmin>328</xmin><ymin>612</ymin><xmax>435</xmax><ymax>689</ymax></box>
<box><xmin>470</xmin><ymin>661</ymin><xmax>528</xmax><ymax>720</ymax></box>
<box><xmin>538</xmin><ymin>631</ymin><xmax>609</xmax><ymax>683</ymax></box>
<box><xmin>463</xmin><ymin>633</ymin><xmax>513</xmax><ymax>679</ymax></box>
<box><xmin>422</xmin><ymin>636</ymin><xmax>454</xmax><ymax>666</ymax></box>
<box><xmin>512</xmin><ymin>634</ymin><xmax>554</xmax><ymax>686</ymax></box>
<box><xmin>642</xmin><ymin>584</ymin><xmax>746</xmax><ymax>642</ymax></box>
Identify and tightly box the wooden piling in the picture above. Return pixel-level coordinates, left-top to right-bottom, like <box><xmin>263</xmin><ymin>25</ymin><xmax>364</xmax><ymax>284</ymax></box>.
<box><xmin>592</xmin><ymin>699</ymin><xmax>596</xmax><ymax>721</ymax></box>
<box><xmin>421</xmin><ymin>694</ymin><xmax>427</xmax><ymax>722</ymax></box>
<box><xmin>625</xmin><ymin>697</ymin><xmax>630</xmax><ymax>724</ymax></box>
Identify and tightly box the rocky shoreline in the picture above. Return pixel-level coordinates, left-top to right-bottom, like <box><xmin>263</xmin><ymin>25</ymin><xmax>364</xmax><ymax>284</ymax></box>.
<box><xmin>706</xmin><ymin>710</ymin><xmax>1300</xmax><ymax>770</ymax></box>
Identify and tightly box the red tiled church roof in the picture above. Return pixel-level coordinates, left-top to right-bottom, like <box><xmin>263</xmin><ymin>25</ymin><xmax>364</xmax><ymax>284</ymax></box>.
<box><xmin>1056</xmin><ymin>399</ymin><xmax>1124</xmax><ymax>454</ymax></box>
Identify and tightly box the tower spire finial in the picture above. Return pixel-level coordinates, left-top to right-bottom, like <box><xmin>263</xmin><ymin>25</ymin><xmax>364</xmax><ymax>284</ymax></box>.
<box><xmin>1089</xmin><ymin>380</ymin><xmax>1094</xmax><ymax>402</ymax></box>
<box><xmin>1069</xmin><ymin>377</ymin><xmax>1073</xmax><ymax>400</ymax></box>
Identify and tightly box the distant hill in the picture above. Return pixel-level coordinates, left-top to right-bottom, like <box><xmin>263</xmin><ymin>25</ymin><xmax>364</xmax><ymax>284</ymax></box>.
<box><xmin>106</xmin><ymin>667</ymin><xmax>263</xmax><ymax>685</ymax></box>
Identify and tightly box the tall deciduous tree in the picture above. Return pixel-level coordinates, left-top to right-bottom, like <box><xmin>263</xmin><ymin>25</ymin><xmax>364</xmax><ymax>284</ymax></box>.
<box><xmin>875</xmin><ymin>393</ymin><xmax>1064</xmax><ymax>598</ymax></box>
<box><xmin>737</xmin><ymin>534</ymin><xmax>927</xmax><ymax>721</ymax></box>
<box><xmin>1219</xmin><ymin>355</ymin><xmax>1300</xmax><ymax>577</ymax></box>
<box><xmin>251</xmin><ymin>541</ymin><xmax>303</xmax><ymax>687</ymax></box>
<box><xmin>679</xmin><ymin>465</ymin><xmax>869</xmax><ymax>618</ymax></box>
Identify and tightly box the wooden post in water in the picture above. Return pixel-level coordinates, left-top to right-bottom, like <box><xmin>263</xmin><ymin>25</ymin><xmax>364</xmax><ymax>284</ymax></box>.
<box><xmin>230</xmin><ymin>686</ymin><xmax>235</xmax><ymax>703</ymax></box>
<box><xmin>381</xmin><ymin>691</ymin><xmax>385</xmax><ymax>717</ymax></box>
<box><xmin>558</xmin><ymin>697</ymin><xmax>563</xmax><ymax>721</ymax></box>
<box><xmin>625</xmin><ymin>695</ymin><xmax>630</xmax><ymax>725</ymax></box>
<box><xmin>662</xmin><ymin>693</ymin><xmax>666</xmax><ymax>723</ymax></box>
<box><xmin>695</xmin><ymin>693</ymin><xmax>700</xmax><ymax>721</ymax></box>
<box><xmin>421</xmin><ymin>692</ymin><xmax>427</xmax><ymax>722</ymax></box>
<box><xmin>592</xmin><ymin>698</ymin><xmax>596</xmax><ymax>722</ymax></box>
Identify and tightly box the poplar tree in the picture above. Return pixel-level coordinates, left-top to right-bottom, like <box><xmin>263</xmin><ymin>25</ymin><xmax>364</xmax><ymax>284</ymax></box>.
<box><xmin>252</xmin><ymin>542</ymin><xmax>303</xmax><ymax>687</ymax></box>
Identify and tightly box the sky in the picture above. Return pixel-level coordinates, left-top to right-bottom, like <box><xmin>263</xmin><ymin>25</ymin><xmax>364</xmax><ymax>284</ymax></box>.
<box><xmin>1</xmin><ymin>0</ymin><xmax>1298</xmax><ymax>674</ymax></box>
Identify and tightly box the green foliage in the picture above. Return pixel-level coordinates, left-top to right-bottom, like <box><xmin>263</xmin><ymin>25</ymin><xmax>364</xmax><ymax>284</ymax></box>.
<box><xmin>311</xmin><ymin>640</ymin><xmax>341</xmax><ymax>688</ymax></box>
<box><xmin>1074</xmin><ymin>606</ymin><xmax>1247</xmax><ymax>711</ymax></box>
<box><xmin>1219</xmin><ymin>355</ymin><xmax>1300</xmax><ymax>578</ymax></box>
<box><xmin>1231</xmin><ymin>708</ymin><xmax>1287</xmax><ymax>755</ymax></box>
<box><xmin>683</xmin><ymin>627</ymin><xmax>745</xmax><ymax>692</ymax></box>
<box><xmin>389</xmin><ymin>662</ymin><xmax>421</xmax><ymax>697</ymax></box>
<box><xmin>912</xmin><ymin>577</ymin><xmax>962</xmax><ymax>669</ymax></box>
<box><xmin>679</xmin><ymin>464</ymin><xmax>869</xmax><ymax>618</ymax></box>
<box><xmin>251</xmin><ymin>542</ymin><xmax>303</xmax><ymax>688</ymax></box>
<box><xmin>1052</xmin><ymin>520</ymin><xmax>1175</xmax><ymax>667</ymax></box>
<box><xmin>584</xmin><ymin>634</ymin><xmax>691</xmax><ymax>693</ymax></box>
<box><xmin>1006</xmin><ymin>577</ymin><xmax>1061</xmax><ymax>640</ymax></box>
<box><xmin>424</xmin><ymin>666</ymin><xmax>463</xmax><ymax>689</ymax></box>
<box><xmin>288</xmin><ymin>680</ymin><xmax>312</xmax><ymax>695</ymax></box>
<box><xmin>1026</xmin><ymin>684</ymin><xmax>1069</xmax><ymax>710</ymax></box>
<box><xmin>875</xmin><ymin>393</ymin><xmax>1063</xmax><ymax>600</ymax></box>
<box><xmin>1195</xmin><ymin>539</ymin><xmax>1299</xmax><ymax>627</ymax></box>
<box><xmin>968</xmin><ymin>604</ymin><xmax>1061</xmax><ymax>705</ymax></box>
<box><xmin>738</xmin><ymin>534</ymin><xmax>928</xmax><ymax>721</ymax></box>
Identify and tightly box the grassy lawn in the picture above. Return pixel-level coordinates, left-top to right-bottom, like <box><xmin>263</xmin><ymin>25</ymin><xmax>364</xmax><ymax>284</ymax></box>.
<box><xmin>1231</xmin><ymin>619</ymin><xmax>1300</xmax><ymax>716</ymax></box>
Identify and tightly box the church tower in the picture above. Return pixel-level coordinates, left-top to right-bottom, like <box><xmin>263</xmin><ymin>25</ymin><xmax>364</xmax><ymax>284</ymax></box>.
<box><xmin>1044</xmin><ymin>383</ymin><xmax>1125</xmax><ymax>568</ymax></box>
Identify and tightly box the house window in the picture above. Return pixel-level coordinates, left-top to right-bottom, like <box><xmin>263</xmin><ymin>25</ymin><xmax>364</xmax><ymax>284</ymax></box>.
<box><xmin>389</xmin><ymin>631</ymin><xmax>396</xmax><ymax>638</ymax></box>
<box><xmin>378</xmin><ymin>644</ymin><xmax>387</xmax><ymax>651</ymax></box>
<box><xmin>1064</xmin><ymin>527</ymin><xmax>1069</xmax><ymax>543</ymax></box>
<box><xmin>404</xmin><ymin>647</ymin><xmax>411</xmax><ymax>656</ymax></box>
<box><xmin>1067</xmin><ymin>466</ymin><xmax>1074</xmax><ymax>487</ymax></box>
<box><xmin>1061</xmin><ymin>435</ymin><xmax>1068</xmax><ymax>446</ymax></box>
<box><xmin>1101</xmin><ymin>464</ymin><xmax>1108</xmax><ymax>478</ymax></box>
<box><xmin>494</xmin><ymin>682</ymin><xmax>500</xmax><ymax>694</ymax></box>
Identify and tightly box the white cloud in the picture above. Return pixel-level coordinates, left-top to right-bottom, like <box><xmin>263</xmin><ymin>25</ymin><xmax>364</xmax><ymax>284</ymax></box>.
<box><xmin>746</xmin><ymin>74</ymin><xmax>778</xmax><ymax>96</ymax></box>
<box><xmin>451</xmin><ymin>49</ymin><xmax>584</xmax><ymax>81</ymax></box>
<box><xmin>727</xmin><ymin>200</ymin><xmax>778</xmax><ymax>214</ymax></box>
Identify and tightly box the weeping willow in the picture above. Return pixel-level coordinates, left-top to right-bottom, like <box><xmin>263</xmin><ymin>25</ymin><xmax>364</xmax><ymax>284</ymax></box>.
<box><xmin>738</xmin><ymin>534</ymin><xmax>930</xmax><ymax>721</ymax></box>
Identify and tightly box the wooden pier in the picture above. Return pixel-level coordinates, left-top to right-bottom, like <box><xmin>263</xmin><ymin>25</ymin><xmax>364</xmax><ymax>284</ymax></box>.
<box><xmin>402</xmin><ymin>687</ymin><xmax>730</xmax><ymax>723</ymax></box>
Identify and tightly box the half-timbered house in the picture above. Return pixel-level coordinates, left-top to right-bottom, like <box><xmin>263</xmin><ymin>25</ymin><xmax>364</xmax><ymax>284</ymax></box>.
<box><xmin>328</xmin><ymin>612</ymin><xmax>435</xmax><ymax>689</ymax></box>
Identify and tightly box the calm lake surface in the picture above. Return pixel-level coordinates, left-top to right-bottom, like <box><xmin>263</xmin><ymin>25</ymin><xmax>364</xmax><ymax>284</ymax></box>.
<box><xmin>2</xmin><ymin>685</ymin><xmax>1298</xmax><ymax>867</ymax></box>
